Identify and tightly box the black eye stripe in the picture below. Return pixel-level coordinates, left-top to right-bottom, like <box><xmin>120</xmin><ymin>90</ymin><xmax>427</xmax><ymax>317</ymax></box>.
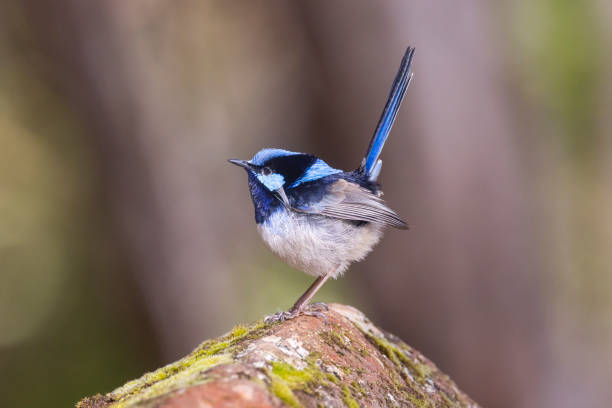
<box><xmin>264</xmin><ymin>154</ymin><xmax>317</xmax><ymax>186</ymax></box>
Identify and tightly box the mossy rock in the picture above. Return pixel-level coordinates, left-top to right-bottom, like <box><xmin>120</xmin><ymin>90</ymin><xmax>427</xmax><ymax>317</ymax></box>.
<box><xmin>77</xmin><ymin>304</ymin><xmax>479</xmax><ymax>408</ymax></box>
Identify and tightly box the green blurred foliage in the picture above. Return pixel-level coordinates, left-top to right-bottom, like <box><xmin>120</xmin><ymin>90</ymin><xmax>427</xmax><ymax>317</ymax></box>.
<box><xmin>517</xmin><ymin>0</ymin><xmax>602</xmax><ymax>162</ymax></box>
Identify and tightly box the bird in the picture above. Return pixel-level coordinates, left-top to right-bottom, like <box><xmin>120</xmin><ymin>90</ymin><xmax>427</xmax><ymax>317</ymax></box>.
<box><xmin>229</xmin><ymin>47</ymin><xmax>414</xmax><ymax>322</ymax></box>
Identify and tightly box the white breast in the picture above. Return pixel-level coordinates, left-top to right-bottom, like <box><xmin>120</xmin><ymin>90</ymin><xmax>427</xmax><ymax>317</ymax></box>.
<box><xmin>257</xmin><ymin>209</ymin><xmax>383</xmax><ymax>278</ymax></box>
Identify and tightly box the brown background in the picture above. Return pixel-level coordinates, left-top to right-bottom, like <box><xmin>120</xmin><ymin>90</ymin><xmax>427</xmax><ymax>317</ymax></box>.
<box><xmin>1</xmin><ymin>1</ymin><xmax>611</xmax><ymax>407</ymax></box>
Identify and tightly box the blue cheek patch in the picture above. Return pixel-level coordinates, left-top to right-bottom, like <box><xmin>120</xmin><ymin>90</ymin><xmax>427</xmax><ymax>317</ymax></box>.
<box><xmin>257</xmin><ymin>173</ymin><xmax>285</xmax><ymax>191</ymax></box>
<box><xmin>289</xmin><ymin>159</ymin><xmax>342</xmax><ymax>188</ymax></box>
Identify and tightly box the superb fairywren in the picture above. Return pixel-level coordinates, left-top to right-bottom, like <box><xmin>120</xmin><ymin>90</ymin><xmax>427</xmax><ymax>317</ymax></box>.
<box><xmin>230</xmin><ymin>47</ymin><xmax>414</xmax><ymax>322</ymax></box>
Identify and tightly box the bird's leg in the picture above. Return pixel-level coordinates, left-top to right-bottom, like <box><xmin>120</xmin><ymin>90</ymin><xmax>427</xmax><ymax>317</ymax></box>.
<box><xmin>264</xmin><ymin>268</ymin><xmax>336</xmax><ymax>324</ymax></box>
<box><xmin>289</xmin><ymin>274</ymin><xmax>331</xmax><ymax>313</ymax></box>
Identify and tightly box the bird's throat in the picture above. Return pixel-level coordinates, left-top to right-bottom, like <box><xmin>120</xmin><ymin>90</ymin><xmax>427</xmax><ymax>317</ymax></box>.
<box><xmin>248</xmin><ymin>172</ymin><xmax>282</xmax><ymax>224</ymax></box>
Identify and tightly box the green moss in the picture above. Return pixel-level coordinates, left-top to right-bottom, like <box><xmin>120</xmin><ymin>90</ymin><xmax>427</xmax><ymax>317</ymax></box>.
<box><xmin>341</xmin><ymin>385</ymin><xmax>359</xmax><ymax>408</ymax></box>
<box><xmin>350</xmin><ymin>380</ymin><xmax>367</xmax><ymax>396</ymax></box>
<box><xmin>112</xmin><ymin>354</ymin><xmax>231</xmax><ymax>408</ymax></box>
<box><xmin>369</xmin><ymin>335</ymin><xmax>401</xmax><ymax>366</ymax></box>
<box><xmin>326</xmin><ymin>373</ymin><xmax>340</xmax><ymax>384</ymax></box>
<box><xmin>193</xmin><ymin>322</ymin><xmax>263</xmax><ymax>358</ymax></box>
<box><xmin>105</xmin><ymin>320</ymin><xmax>269</xmax><ymax>407</ymax></box>
<box><xmin>269</xmin><ymin>375</ymin><xmax>303</xmax><ymax>408</ymax></box>
<box><xmin>270</xmin><ymin>361</ymin><xmax>317</xmax><ymax>388</ymax></box>
<box><xmin>230</xmin><ymin>324</ymin><xmax>249</xmax><ymax>338</ymax></box>
<box><xmin>440</xmin><ymin>390</ymin><xmax>457</xmax><ymax>407</ymax></box>
<box><xmin>197</xmin><ymin>339</ymin><xmax>230</xmax><ymax>356</ymax></box>
<box><xmin>319</xmin><ymin>329</ymin><xmax>349</xmax><ymax>350</ymax></box>
<box><xmin>408</xmin><ymin>393</ymin><xmax>434</xmax><ymax>408</ymax></box>
<box><xmin>265</xmin><ymin>353</ymin><xmax>340</xmax><ymax>407</ymax></box>
<box><xmin>76</xmin><ymin>394</ymin><xmax>111</xmax><ymax>408</ymax></box>
<box><xmin>403</xmin><ymin>356</ymin><xmax>433</xmax><ymax>381</ymax></box>
<box><xmin>359</xmin><ymin>347</ymin><xmax>370</xmax><ymax>357</ymax></box>
<box><xmin>366</xmin><ymin>334</ymin><xmax>432</xmax><ymax>384</ymax></box>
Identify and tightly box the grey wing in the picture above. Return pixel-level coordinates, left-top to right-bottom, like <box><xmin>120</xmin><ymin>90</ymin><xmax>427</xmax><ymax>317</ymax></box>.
<box><xmin>296</xmin><ymin>179</ymin><xmax>408</xmax><ymax>229</ymax></box>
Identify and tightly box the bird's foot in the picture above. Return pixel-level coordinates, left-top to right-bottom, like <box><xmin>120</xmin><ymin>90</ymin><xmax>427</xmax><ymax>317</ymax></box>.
<box><xmin>302</xmin><ymin>302</ymin><xmax>328</xmax><ymax>323</ymax></box>
<box><xmin>301</xmin><ymin>309</ymin><xmax>328</xmax><ymax>324</ymax></box>
<box><xmin>264</xmin><ymin>303</ymin><xmax>329</xmax><ymax>325</ymax></box>
<box><xmin>264</xmin><ymin>310</ymin><xmax>299</xmax><ymax>324</ymax></box>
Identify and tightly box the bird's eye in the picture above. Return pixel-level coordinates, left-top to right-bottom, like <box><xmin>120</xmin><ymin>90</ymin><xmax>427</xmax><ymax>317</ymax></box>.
<box><xmin>262</xmin><ymin>167</ymin><xmax>272</xmax><ymax>176</ymax></box>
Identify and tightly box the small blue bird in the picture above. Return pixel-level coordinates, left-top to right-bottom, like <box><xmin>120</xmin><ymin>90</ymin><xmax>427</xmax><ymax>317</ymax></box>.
<box><xmin>230</xmin><ymin>47</ymin><xmax>414</xmax><ymax>322</ymax></box>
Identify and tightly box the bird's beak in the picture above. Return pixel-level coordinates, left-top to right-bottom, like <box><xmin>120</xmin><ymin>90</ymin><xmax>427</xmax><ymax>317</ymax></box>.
<box><xmin>228</xmin><ymin>159</ymin><xmax>251</xmax><ymax>169</ymax></box>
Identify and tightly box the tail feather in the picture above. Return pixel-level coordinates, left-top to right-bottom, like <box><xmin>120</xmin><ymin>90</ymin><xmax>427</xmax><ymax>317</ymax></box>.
<box><xmin>361</xmin><ymin>47</ymin><xmax>415</xmax><ymax>178</ymax></box>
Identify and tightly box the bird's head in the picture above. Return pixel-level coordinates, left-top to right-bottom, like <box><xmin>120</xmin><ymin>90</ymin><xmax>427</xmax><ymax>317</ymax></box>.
<box><xmin>229</xmin><ymin>148</ymin><xmax>341</xmax><ymax>193</ymax></box>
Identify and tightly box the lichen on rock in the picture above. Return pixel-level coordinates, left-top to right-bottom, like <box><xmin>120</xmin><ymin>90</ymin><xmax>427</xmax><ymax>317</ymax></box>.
<box><xmin>77</xmin><ymin>304</ymin><xmax>480</xmax><ymax>408</ymax></box>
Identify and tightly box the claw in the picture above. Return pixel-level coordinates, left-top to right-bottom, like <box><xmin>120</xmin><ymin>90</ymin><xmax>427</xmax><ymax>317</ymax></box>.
<box><xmin>264</xmin><ymin>303</ymin><xmax>329</xmax><ymax>325</ymax></box>
<box><xmin>302</xmin><ymin>309</ymin><xmax>328</xmax><ymax>324</ymax></box>
<box><xmin>308</xmin><ymin>302</ymin><xmax>329</xmax><ymax>311</ymax></box>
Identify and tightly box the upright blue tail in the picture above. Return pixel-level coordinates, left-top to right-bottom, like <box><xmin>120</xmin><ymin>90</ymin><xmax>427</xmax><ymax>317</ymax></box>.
<box><xmin>361</xmin><ymin>47</ymin><xmax>415</xmax><ymax>179</ymax></box>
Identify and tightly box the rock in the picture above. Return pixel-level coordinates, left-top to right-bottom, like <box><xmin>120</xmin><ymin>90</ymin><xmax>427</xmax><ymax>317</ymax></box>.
<box><xmin>77</xmin><ymin>304</ymin><xmax>480</xmax><ymax>408</ymax></box>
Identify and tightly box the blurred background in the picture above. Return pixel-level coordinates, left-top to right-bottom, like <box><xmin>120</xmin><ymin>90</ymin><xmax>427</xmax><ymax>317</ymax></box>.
<box><xmin>1</xmin><ymin>1</ymin><xmax>611</xmax><ymax>407</ymax></box>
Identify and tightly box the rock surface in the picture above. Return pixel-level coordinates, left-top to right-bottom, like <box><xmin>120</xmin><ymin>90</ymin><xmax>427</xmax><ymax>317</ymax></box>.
<box><xmin>77</xmin><ymin>304</ymin><xmax>480</xmax><ymax>408</ymax></box>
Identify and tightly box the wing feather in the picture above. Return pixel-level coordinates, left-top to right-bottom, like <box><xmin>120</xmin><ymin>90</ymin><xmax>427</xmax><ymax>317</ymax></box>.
<box><xmin>295</xmin><ymin>179</ymin><xmax>408</xmax><ymax>229</ymax></box>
